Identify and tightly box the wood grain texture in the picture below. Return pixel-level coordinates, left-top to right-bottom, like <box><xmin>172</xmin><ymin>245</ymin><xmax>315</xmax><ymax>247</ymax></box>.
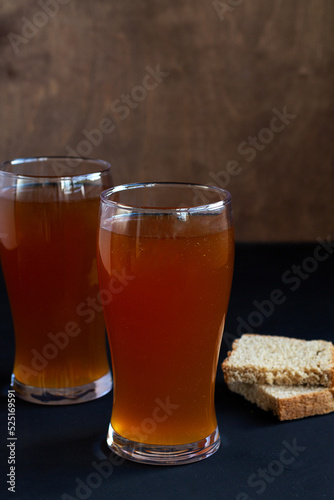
<box><xmin>0</xmin><ymin>0</ymin><xmax>333</xmax><ymax>241</ymax></box>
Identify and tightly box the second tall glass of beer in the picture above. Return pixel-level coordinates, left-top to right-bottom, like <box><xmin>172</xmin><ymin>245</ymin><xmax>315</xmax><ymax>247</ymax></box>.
<box><xmin>97</xmin><ymin>182</ymin><xmax>234</xmax><ymax>465</ymax></box>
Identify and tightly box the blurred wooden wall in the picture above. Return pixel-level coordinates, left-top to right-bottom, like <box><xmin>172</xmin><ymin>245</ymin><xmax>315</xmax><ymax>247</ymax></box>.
<box><xmin>0</xmin><ymin>0</ymin><xmax>333</xmax><ymax>241</ymax></box>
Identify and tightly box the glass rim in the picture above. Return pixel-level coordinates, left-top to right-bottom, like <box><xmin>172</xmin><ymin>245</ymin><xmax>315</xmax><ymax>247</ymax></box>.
<box><xmin>0</xmin><ymin>156</ymin><xmax>111</xmax><ymax>180</ymax></box>
<box><xmin>100</xmin><ymin>182</ymin><xmax>232</xmax><ymax>213</ymax></box>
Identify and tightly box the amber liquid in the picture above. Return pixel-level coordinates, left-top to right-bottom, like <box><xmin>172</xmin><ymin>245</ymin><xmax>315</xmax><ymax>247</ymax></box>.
<box><xmin>98</xmin><ymin>214</ymin><xmax>234</xmax><ymax>445</ymax></box>
<box><xmin>0</xmin><ymin>186</ymin><xmax>110</xmax><ymax>388</ymax></box>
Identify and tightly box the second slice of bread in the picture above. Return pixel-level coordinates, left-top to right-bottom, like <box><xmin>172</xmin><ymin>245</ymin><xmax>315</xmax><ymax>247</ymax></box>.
<box><xmin>222</xmin><ymin>334</ymin><xmax>334</xmax><ymax>387</ymax></box>
<box><xmin>227</xmin><ymin>382</ymin><xmax>334</xmax><ymax>420</ymax></box>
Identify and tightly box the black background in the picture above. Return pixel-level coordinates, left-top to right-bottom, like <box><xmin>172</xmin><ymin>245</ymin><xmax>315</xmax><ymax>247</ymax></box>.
<box><xmin>1</xmin><ymin>243</ymin><xmax>333</xmax><ymax>500</ymax></box>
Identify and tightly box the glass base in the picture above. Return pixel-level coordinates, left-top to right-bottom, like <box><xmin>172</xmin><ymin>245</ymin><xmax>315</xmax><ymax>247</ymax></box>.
<box><xmin>107</xmin><ymin>424</ymin><xmax>220</xmax><ymax>465</ymax></box>
<box><xmin>11</xmin><ymin>371</ymin><xmax>112</xmax><ymax>405</ymax></box>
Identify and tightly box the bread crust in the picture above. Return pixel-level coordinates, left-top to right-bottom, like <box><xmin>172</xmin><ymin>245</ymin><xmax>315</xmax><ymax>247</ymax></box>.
<box><xmin>277</xmin><ymin>388</ymin><xmax>334</xmax><ymax>420</ymax></box>
<box><xmin>227</xmin><ymin>382</ymin><xmax>334</xmax><ymax>421</ymax></box>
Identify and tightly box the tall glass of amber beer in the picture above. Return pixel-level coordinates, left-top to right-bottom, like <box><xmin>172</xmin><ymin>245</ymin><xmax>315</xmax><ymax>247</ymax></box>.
<box><xmin>0</xmin><ymin>157</ymin><xmax>113</xmax><ymax>404</ymax></box>
<box><xmin>97</xmin><ymin>182</ymin><xmax>234</xmax><ymax>464</ymax></box>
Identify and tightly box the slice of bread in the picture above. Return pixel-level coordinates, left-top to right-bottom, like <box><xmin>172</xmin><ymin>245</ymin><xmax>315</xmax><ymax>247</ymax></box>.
<box><xmin>227</xmin><ymin>382</ymin><xmax>334</xmax><ymax>420</ymax></box>
<box><xmin>222</xmin><ymin>334</ymin><xmax>334</xmax><ymax>387</ymax></box>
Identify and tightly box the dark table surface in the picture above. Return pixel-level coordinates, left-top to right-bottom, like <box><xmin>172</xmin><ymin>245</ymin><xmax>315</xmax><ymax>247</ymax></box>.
<box><xmin>0</xmin><ymin>243</ymin><xmax>333</xmax><ymax>500</ymax></box>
